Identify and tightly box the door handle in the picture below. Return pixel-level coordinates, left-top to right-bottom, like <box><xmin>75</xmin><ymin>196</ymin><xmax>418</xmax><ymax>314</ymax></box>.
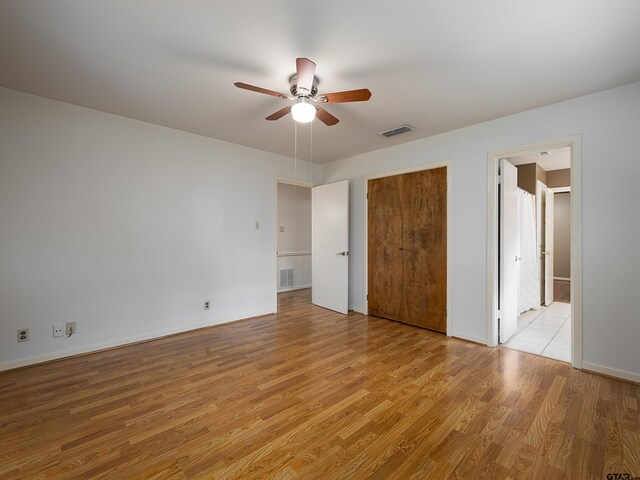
<box><xmin>336</xmin><ymin>251</ymin><xmax>349</xmax><ymax>256</ymax></box>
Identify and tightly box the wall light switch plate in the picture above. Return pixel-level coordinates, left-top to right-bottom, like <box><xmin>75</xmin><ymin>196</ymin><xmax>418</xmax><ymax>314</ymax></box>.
<box><xmin>65</xmin><ymin>321</ymin><xmax>76</xmax><ymax>336</ymax></box>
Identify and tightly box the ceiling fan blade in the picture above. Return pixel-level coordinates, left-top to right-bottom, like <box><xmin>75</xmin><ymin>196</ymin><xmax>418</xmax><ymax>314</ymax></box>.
<box><xmin>315</xmin><ymin>106</ymin><xmax>339</xmax><ymax>126</ymax></box>
<box><xmin>266</xmin><ymin>106</ymin><xmax>292</xmax><ymax>121</ymax></box>
<box><xmin>318</xmin><ymin>89</ymin><xmax>372</xmax><ymax>103</ymax></box>
<box><xmin>296</xmin><ymin>58</ymin><xmax>316</xmax><ymax>94</ymax></box>
<box><xmin>234</xmin><ymin>82</ymin><xmax>288</xmax><ymax>99</ymax></box>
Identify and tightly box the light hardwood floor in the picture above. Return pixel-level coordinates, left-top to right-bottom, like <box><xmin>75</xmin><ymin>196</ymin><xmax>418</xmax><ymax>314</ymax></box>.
<box><xmin>1</xmin><ymin>289</ymin><xmax>638</xmax><ymax>479</ymax></box>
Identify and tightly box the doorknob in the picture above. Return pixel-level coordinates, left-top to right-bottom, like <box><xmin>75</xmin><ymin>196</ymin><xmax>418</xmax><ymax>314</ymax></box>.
<box><xmin>336</xmin><ymin>251</ymin><xmax>349</xmax><ymax>256</ymax></box>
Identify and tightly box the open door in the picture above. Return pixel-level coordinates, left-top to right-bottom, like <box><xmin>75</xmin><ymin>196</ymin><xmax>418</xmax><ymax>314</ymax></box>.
<box><xmin>544</xmin><ymin>189</ymin><xmax>555</xmax><ymax>305</ymax></box>
<box><xmin>499</xmin><ymin>159</ymin><xmax>519</xmax><ymax>343</ymax></box>
<box><xmin>312</xmin><ymin>180</ymin><xmax>349</xmax><ymax>314</ymax></box>
<box><xmin>536</xmin><ymin>181</ymin><xmax>545</xmax><ymax>306</ymax></box>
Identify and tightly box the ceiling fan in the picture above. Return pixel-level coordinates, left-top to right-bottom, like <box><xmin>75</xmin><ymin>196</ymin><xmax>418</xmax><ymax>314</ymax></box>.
<box><xmin>234</xmin><ymin>58</ymin><xmax>371</xmax><ymax>126</ymax></box>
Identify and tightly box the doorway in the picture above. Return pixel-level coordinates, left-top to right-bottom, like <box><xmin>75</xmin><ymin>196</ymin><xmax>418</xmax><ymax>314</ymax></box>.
<box><xmin>275</xmin><ymin>179</ymin><xmax>312</xmax><ymax>310</ymax></box>
<box><xmin>275</xmin><ymin>178</ymin><xmax>351</xmax><ymax>315</ymax></box>
<box><xmin>499</xmin><ymin>151</ymin><xmax>572</xmax><ymax>361</ymax></box>
<box><xmin>486</xmin><ymin>137</ymin><xmax>582</xmax><ymax>368</ymax></box>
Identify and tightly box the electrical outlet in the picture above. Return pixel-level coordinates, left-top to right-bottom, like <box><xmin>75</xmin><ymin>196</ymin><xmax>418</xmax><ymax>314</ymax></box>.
<box><xmin>204</xmin><ymin>300</ymin><xmax>210</xmax><ymax>310</ymax></box>
<box><xmin>65</xmin><ymin>321</ymin><xmax>76</xmax><ymax>336</ymax></box>
<box><xmin>53</xmin><ymin>324</ymin><xmax>65</xmax><ymax>338</ymax></box>
<box><xmin>17</xmin><ymin>328</ymin><xmax>29</xmax><ymax>343</ymax></box>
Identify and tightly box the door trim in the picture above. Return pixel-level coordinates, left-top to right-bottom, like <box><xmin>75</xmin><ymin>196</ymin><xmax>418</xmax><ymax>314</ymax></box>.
<box><xmin>363</xmin><ymin>161</ymin><xmax>452</xmax><ymax>336</ymax></box>
<box><xmin>486</xmin><ymin>136</ymin><xmax>583</xmax><ymax>369</ymax></box>
<box><xmin>274</xmin><ymin>177</ymin><xmax>313</xmax><ymax>312</ymax></box>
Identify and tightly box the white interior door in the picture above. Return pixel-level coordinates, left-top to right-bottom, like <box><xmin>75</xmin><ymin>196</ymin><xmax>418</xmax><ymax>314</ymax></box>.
<box><xmin>312</xmin><ymin>180</ymin><xmax>349</xmax><ymax>314</ymax></box>
<box><xmin>499</xmin><ymin>159</ymin><xmax>519</xmax><ymax>343</ymax></box>
<box><xmin>536</xmin><ymin>181</ymin><xmax>546</xmax><ymax>306</ymax></box>
<box><xmin>544</xmin><ymin>189</ymin><xmax>555</xmax><ymax>305</ymax></box>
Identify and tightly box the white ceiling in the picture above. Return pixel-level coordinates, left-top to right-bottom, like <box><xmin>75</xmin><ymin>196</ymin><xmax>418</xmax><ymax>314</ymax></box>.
<box><xmin>1</xmin><ymin>1</ymin><xmax>639</xmax><ymax>164</ymax></box>
<box><xmin>507</xmin><ymin>147</ymin><xmax>571</xmax><ymax>171</ymax></box>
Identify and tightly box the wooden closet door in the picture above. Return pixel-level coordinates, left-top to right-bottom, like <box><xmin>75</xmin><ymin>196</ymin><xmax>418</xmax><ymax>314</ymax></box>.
<box><xmin>367</xmin><ymin>175</ymin><xmax>403</xmax><ymax>321</ymax></box>
<box><xmin>401</xmin><ymin>167</ymin><xmax>447</xmax><ymax>332</ymax></box>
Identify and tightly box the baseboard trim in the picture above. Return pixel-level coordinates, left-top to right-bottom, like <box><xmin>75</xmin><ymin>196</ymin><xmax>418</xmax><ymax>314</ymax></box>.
<box><xmin>554</xmin><ymin>277</ymin><xmax>571</xmax><ymax>281</ymax></box>
<box><xmin>0</xmin><ymin>311</ymin><xmax>273</xmax><ymax>373</ymax></box>
<box><xmin>349</xmin><ymin>306</ymin><xmax>366</xmax><ymax>314</ymax></box>
<box><xmin>451</xmin><ymin>331</ymin><xmax>487</xmax><ymax>346</ymax></box>
<box><xmin>582</xmin><ymin>361</ymin><xmax>640</xmax><ymax>385</ymax></box>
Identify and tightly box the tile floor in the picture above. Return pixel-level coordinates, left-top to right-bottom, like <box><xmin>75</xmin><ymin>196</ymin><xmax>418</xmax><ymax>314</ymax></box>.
<box><xmin>502</xmin><ymin>302</ymin><xmax>571</xmax><ymax>362</ymax></box>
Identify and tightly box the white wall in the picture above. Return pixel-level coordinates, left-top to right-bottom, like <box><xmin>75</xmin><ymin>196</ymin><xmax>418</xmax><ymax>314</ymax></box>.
<box><xmin>0</xmin><ymin>87</ymin><xmax>319</xmax><ymax>370</ymax></box>
<box><xmin>277</xmin><ymin>182</ymin><xmax>311</xmax><ymax>290</ymax></box>
<box><xmin>322</xmin><ymin>81</ymin><xmax>640</xmax><ymax>381</ymax></box>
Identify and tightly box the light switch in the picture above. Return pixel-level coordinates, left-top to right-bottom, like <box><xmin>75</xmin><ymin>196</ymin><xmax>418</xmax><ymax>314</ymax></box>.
<box><xmin>280</xmin><ymin>226</ymin><xmax>285</xmax><ymax>233</ymax></box>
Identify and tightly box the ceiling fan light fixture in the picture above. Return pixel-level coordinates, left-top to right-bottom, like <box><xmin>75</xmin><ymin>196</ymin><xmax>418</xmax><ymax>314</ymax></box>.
<box><xmin>291</xmin><ymin>98</ymin><xmax>316</xmax><ymax>123</ymax></box>
<box><xmin>235</xmin><ymin>57</ymin><xmax>370</xmax><ymax>126</ymax></box>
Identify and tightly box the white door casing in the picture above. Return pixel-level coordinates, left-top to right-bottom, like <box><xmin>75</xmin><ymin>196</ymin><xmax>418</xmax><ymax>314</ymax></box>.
<box><xmin>312</xmin><ymin>180</ymin><xmax>349</xmax><ymax>314</ymax></box>
<box><xmin>499</xmin><ymin>159</ymin><xmax>519</xmax><ymax>343</ymax></box>
<box><xmin>486</xmin><ymin>135</ymin><xmax>582</xmax><ymax>370</ymax></box>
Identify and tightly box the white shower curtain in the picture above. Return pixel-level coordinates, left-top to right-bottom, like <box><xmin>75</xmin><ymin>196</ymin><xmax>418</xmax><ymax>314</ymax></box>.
<box><xmin>517</xmin><ymin>188</ymin><xmax>540</xmax><ymax>313</ymax></box>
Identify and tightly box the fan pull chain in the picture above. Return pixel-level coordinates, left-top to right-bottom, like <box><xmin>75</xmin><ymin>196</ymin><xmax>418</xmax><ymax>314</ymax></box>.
<box><xmin>294</xmin><ymin>121</ymin><xmax>298</xmax><ymax>204</ymax></box>
<box><xmin>310</xmin><ymin>121</ymin><xmax>313</xmax><ymax>186</ymax></box>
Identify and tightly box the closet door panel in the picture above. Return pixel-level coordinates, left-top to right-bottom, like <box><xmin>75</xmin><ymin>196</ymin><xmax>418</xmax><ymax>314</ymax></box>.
<box><xmin>367</xmin><ymin>175</ymin><xmax>403</xmax><ymax>321</ymax></box>
<box><xmin>401</xmin><ymin>168</ymin><xmax>447</xmax><ymax>332</ymax></box>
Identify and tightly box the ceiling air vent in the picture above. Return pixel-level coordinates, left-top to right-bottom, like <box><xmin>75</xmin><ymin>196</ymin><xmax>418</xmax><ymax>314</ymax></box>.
<box><xmin>379</xmin><ymin>124</ymin><xmax>415</xmax><ymax>138</ymax></box>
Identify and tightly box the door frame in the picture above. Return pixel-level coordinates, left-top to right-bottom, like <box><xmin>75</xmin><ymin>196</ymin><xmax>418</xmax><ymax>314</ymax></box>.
<box><xmin>274</xmin><ymin>176</ymin><xmax>313</xmax><ymax>312</ymax></box>
<box><xmin>486</xmin><ymin>136</ymin><xmax>583</xmax><ymax>368</ymax></box>
<box><xmin>363</xmin><ymin>161</ymin><xmax>452</xmax><ymax>336</ymax></box>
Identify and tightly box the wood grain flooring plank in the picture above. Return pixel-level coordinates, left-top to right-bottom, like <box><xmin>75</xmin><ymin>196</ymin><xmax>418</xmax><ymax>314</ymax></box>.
<box><xmin>1</xmin><ymin>289</ymin><xmax>638</xmax><ymax>479</ymax></box>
